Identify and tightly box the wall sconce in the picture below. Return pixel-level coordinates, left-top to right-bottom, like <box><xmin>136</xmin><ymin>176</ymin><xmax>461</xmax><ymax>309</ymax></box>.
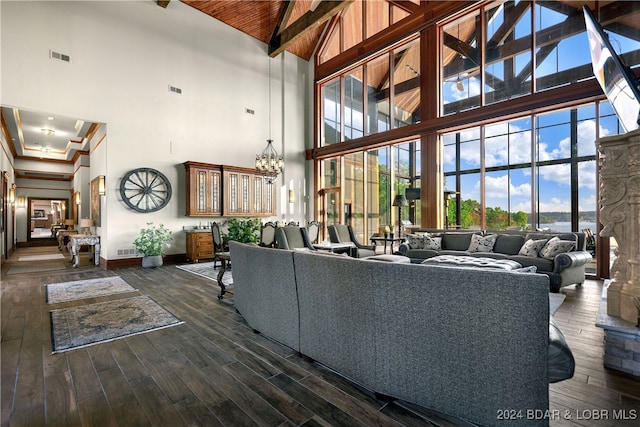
<box><xmin>8</xmin><ymin>184</ymin><xmax>15</xmax><ymax>204</ymax></box>
<box><xmin>17</xmin><ymin>196</ymin><xmax>25</xmax><ymax>208</ymax></box>
<box><xmin>98</xmin><ymin>175</ymin><xmax>106</xmax><ymax>196</ymax></box>
<box><xmin>75</xmin><ymin>191</ymin><xmax>81</xmax><ymax>205</ymax></box>
<box><xmin>288</xmin><ymin>189</ymin><xmax>295</xmax><ymax>204</ymax></box>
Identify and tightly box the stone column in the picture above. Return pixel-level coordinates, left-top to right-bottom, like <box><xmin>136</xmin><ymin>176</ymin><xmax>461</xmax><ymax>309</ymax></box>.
<box><xmin>598</xmin><ymin>128</ymin><xmax>640</xmax><ymax>325</ymax></box>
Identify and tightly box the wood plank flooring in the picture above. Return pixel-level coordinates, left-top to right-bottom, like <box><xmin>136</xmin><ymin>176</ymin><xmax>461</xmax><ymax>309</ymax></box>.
<box><xmin>2</xmin><ymin>246</ymin><xmax>639</xmax><ymax>426</ymax></box>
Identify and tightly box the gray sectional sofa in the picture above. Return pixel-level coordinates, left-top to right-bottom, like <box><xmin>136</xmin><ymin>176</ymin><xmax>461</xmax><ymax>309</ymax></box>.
<box><xmin>398</xmin><ymin>229</ymin><xmax>593</xmax><ymax>292</ymax></box>
<box><xmin>230</xmin><ymin>241</ymin><xmax>574</xmax><ymax>426</ymax></box>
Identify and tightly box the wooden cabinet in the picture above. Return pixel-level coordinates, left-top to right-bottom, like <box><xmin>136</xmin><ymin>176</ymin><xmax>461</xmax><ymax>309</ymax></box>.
<box><xmin>185</xmin><ymin>231</ymin><xmax>214</xmax><ymax>262</ymax></box>
<box><xmin>184</xmin><ymin>161</ymin><xmax>275</xmax><ymax>217</ymax></box>
<box><xmin>184</xmin><ymin>161</ymin><xmax>222</xmax><ymax>217</ymax></box>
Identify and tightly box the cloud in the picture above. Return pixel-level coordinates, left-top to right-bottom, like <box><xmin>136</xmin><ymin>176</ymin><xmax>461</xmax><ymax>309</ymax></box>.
<box><xmin>537</xmin><ymin>197</ymin><xmax>572</xmax><ymax>212</ymax></box>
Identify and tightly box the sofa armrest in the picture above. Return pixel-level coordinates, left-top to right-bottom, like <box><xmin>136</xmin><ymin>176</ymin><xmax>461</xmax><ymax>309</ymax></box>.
<box><xmin>398</xmin><ymin>243</ymin><xmax>410</xmax><ymax>255</ymax></box>
<box><xmin>554</xmin><ymin>251</ymin><xmax>592</xmax><ymax>272</ymax></box>
<box><xmin>548</xmin><ymin>315</ymin><xmax>575</xmax><ymax>383</ymax></box>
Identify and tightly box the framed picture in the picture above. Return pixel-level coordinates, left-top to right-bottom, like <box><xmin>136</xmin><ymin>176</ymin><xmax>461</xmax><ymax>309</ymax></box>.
<box><xmin>91</xmin><ymin>177</ymin><xmax>101</xmax><ymax>227</ymax></box>
<box><xmin>34</xmin><ymin>209</ymin><xmax>46</xmax><ymax>218</ymax></box>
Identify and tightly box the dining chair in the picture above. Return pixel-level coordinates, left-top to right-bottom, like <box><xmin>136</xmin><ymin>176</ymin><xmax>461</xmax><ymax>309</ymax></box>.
<box><xmin>260</xmin><ymin>221</ymin><xmax>277</xmax><ymax>248</ymax></box>
<box><xmin>211</xmin><ymin>222</ymin><xmax>230</xmax><ymax>269</ymax></box>
<box><xmin>327</xmin><ymin>224</ymin><xmax>376</xmax><ymax>258</ymax></box>
<box><xmin>305</xmin><ymin>220</ymin><xmax>320</xmax><ymax>244</ymax></box>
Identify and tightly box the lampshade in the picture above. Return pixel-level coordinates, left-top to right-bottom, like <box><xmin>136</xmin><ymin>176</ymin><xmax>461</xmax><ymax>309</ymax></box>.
<box><xmin>64</xmin><ymin>219</ymin><xmax>75</xmax><ymax>226</ymax></box>
<box><xmin>75</xmin><ymin>191</ymin><xmax>81</xmax><ymax>205</ymax></box>
<box><xmin>17</xmin><ymin>196</ymin><xmax>25</xmax><ymax>208</ymax></box>
<box><xmin>392</xmin><ymin>194</ymin><xmax>408</xmax><ymax>207</ymax></box>
<box><xmin>8</xmin><ymin>186</ymin><xmax>15</xmax><ymax>204</ymax></box>
<box><xmin>79</xmin><ymin>218</ymin><xmax>94</xmax><ymax>228</ymax></box>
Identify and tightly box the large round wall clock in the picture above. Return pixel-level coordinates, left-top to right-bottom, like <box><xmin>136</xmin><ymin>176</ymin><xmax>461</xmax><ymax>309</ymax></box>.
<box><xmin>119</xmin><ymin>167</ymin><xmax>172</xmax><ymax>213</ymax></box>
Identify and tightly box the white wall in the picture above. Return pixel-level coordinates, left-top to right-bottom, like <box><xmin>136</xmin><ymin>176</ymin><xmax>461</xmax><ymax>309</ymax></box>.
<box><xmin>1</xmin><ymin>0</ymin><xmax>312</xmax><ymax>260</ymax></box>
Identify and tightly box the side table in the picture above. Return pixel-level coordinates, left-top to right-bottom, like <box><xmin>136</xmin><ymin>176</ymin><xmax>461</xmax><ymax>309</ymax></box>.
<box><xmin>69</xmin><ymin>234</ymin><xmax>100</xmax><ymax>267</ymax></box>
<box><xmin>370</xmin><ymin>236</ymin><xmax>406</xmax><ymax>254</ymax></box>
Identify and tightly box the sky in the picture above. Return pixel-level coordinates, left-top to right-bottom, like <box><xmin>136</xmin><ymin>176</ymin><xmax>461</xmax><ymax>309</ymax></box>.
<box><xmin>442</xmin><ymin>3</ymin><xmax>639</xmax><ymax>216</ymax></box>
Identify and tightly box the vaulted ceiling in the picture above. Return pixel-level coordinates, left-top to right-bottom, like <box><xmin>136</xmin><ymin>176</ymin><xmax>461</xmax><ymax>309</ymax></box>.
<box><xmin>179</xmin><ymin>0</ymin><xmax>353</xmax><ymax>60</ymax></box>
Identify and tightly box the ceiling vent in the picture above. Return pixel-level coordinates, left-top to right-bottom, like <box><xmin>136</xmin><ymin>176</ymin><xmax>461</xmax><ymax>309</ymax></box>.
<box><xmin>169</xmin><ymin>85</ymin><xmax>182</xmax><ymax>94</ymax></box>
<box><xmin>49</xmin><ymin>50</ymin><xmax>71</xmax><ymax>63</ymax></box>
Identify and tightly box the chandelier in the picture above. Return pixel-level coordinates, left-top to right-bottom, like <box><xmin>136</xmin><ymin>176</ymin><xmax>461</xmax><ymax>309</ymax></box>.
<box><xmin>256</xmin><ymin>139</ymin><xmax>283</xmax><ymax>184</ymax></box>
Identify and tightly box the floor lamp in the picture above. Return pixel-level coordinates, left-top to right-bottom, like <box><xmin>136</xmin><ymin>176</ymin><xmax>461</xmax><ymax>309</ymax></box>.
<box><xmin>392</xmin><ymin>194</ymin><xmax>408</xmax><ymax>237</ymax></box>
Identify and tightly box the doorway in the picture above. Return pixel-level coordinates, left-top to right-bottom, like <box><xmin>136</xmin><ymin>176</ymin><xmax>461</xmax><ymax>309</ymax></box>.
<box><xmin>28</xmin><ymin>197</ymin><xmax>70</xmax><ymax>241</ymax></box>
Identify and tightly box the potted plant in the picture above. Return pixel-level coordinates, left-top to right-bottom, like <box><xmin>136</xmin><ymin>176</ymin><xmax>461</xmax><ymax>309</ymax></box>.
<box><xmin>133</xmin><ymin>222</ymin><xmax>173</xmax><ymax>267</ymax></box>
<box><xmin>222</xmin><ymin>218</ymin><xmax>260</xmax><ymax>244</ymax></box>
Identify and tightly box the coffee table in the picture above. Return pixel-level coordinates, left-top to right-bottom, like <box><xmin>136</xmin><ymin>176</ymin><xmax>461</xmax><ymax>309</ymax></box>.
<box><xmin>313</xmin><ymin>242</ymin><xmax>356</xmax><ymax>257</ymax></box>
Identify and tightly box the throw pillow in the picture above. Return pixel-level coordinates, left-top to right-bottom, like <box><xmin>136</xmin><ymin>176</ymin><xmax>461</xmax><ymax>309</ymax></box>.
<box><xmin>518</xmin><ymin>239</ymin><xmax>548</xmax><ymax>257</ymax></box>
<box><xmin>406</xmin><ymin>233</ymin><xmax>425</xmax><ymax>249</ymax></box>
<box><xmin>467</xmin><ymin>233</ymin><xmax>497</xmax><ymax>252</ymax></box>
<box><xmin>539</xmin><ymin>237</ymin><xmax>576</xmax><ymax>260</ymax></box>
<box><xmin>422</xmin><ymin>235</ymin><xmax>442</xmax><ymax>250</ymax></box>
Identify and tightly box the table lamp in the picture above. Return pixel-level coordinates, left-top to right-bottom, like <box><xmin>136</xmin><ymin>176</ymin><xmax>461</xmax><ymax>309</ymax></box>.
<box><xmin>392</xmin><ymin>194</ymin><xmax>408</xmax><ymax>237</ymax></box>
<box><xmin>64</xmin><ymin>219</ymin><xmax>75</xmax><ymax>229</ymax></box>
<box><xmin>79</xmin><ymin>218</ymin><xmax>94</xmax><ymax>235</ymax></box>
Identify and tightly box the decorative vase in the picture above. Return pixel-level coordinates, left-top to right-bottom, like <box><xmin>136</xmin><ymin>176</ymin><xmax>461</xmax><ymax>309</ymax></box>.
<box><xmin>142</xmin><ymin>255</ymin><xmax>163</xmax><ymax>268</ymax></box>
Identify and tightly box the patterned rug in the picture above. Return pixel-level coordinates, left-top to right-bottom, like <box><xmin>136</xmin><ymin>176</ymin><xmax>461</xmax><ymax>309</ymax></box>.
<box><xmin>50</xmin><ymin>295</ymin><xmax>183</xmax><ymax>353</ymax></box>
<box><xmin>46</xmin><ymin>276</ymin><xmax>137</xmax><ymax>304</ymax></box>
<box><xmin>176</xmin><ymin>262</ymin><xmax>233</xmax><ymax>284</ymax></box>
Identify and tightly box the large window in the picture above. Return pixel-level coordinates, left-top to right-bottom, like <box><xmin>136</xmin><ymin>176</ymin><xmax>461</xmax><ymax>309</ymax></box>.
<box><xmin>443</xmin><ymin>103</ymin><xmax>608</xmax><ymax>232</ymax></box>
<box><xmin>314</xmin><ymin>0</ymin><xmax>639</xmax><ymax>277</ymax></box>
<box><xmin>320</xmin><ymin>36</ymin><xmax>420</xmax><ymax>146</ymax></box>
<box><xmin>441</xmin><ymin>1</ymin><xmax>640</xmax><ymax>115</ymax></box>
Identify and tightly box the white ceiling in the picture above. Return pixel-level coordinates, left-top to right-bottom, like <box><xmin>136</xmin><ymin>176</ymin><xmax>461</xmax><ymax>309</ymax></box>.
<box><xmin>2</xmin><ymin>105</ymin><xmax>100</xmax><ymax>181</ymax></box>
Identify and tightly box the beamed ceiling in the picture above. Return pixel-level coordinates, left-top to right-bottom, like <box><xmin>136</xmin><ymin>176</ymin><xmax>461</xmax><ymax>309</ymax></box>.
<box><xmin>4</xmin><ymin>1</ymin><xmax>640</xmax><ymax>182</ymax></box>
<box><xmin>179</xmin><ymin>0</ymin><xmax>355</xmax><ymax>60</ymax></box>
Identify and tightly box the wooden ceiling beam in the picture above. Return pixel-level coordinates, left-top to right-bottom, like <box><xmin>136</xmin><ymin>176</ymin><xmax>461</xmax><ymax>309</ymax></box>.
<box><xmin>269</xmin><ymin>0</ymin><xmax>353</xmax><ymax>57</ymax></box>
<box><xmin>389</xmin><ymin>1</ymin><xmax>423</xmax><ymax>14</ymax></box>
<box><xmin>274</xmin><ymin>0</ymin><xmax>296</xmax><ymax>38</ymax></box>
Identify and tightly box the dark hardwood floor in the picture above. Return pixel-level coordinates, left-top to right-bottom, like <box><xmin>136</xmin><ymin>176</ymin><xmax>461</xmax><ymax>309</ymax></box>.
<box><xmin>2</xmin><ymin>246</ymin><xmax>639</xmax><ymax>426</ymax></box>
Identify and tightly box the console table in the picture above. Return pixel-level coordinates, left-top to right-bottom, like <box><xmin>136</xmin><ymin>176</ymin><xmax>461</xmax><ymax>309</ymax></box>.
<box><xmin>57</xmin><ymin>229</ymin><xmax>77</xmax><ymax>250</ymax></box>
<box><xmin>69</xmin><ymin>234</ymin><xmax>100</xmax><ymax>268</ymax></box>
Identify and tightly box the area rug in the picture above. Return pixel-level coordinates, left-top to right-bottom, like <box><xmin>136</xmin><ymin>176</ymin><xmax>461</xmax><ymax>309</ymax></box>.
<box><xmin>46</xmin><ymin>276</ymin><xmax>136</xmax><ymax>304</ymax></box>
<box><xmin>6</xmin><ymin>262</ymin><xmax>67</xmax><ymax>275</ymax></box>
<box><xmin>19</xmin><ymin>253</ymin><xmax>65</xmax><ymax>261</ymax></box>
<box><xmin>176</xmin><ymin>262</ymin><xmax>233</xmax><ymax>284</ymax></box>
<box><xmin>50</xmin><ymin>295</ymin><xmax>183</xmax><ymax>353</ymax></box>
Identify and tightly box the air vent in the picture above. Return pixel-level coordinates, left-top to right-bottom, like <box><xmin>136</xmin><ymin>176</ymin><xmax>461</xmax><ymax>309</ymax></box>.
<box><xmin>169</xmin><ymin>85</ymin><xmax>182</xmax><ymax>94</ymax></box>
<box><xmin>246</xmin><ymin>108</ymin><xmax>255</xmax><ymax>115</ymax></box>
<box><xmin>49</xmin><ymin>50</ymin><xmax>71</xmax><ymax>63</ymax></box>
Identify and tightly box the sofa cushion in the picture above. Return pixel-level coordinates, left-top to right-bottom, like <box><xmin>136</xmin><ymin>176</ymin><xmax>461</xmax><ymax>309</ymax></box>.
<box><xmin>405</xmin><ymin>233</ymin><xmax>426</xmax><ymax>249</ymax></box>
<box><xmin>518</xmin><ymin>238</ymin><xmax>548</xmax><ymax>257</ymax></box>
<box><xmin>510</xmin><ymin>255</ymin><xmax>554</xmax><ymax>272</ymax></box>
<box><xmin>493</xmin><ymin>234</ymin><xmax>526</xmax><ymax>255</ymax></box>
<box><xmin>467</xmin><ymin>233</ymin><xmax>498</xmax><ymax>252</ymax></box>
<box><xmin>441</xmin><ymin>232</ymin><xmax>478</xmax><ymax>250</ymax></box>
<box><xmin>539</xmin><ymin>237</ymin><xmax>576</xmax><ymax>260</ymax></box>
